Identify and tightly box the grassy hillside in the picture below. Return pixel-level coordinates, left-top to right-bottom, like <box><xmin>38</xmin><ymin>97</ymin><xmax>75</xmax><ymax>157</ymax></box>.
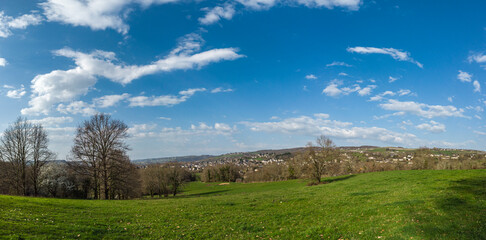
<box><xmin>1</xmin><ymin>169</ymin><xmax>485</xmax><ymax>239</ymax></box>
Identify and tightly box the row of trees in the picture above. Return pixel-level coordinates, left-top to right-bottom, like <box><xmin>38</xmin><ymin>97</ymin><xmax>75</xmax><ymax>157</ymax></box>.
<box><xmin>0</xmin><ymin>114</ymin><xmax>143</xmax><ymax>199</ymax></box>
<box><xmin>141</xmin><ymin>163</ymin><xmax>194</xmax><ymax>198</ymax></box>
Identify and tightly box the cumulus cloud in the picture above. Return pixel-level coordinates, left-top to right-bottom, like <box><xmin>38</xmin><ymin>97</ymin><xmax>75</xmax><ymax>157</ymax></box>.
<box><xmin>326</xmin><ymin>61</ymin><xmax>352</xmax><ymax>67</ymax></box>
<box><xmin>40</xmin><ymin>0</ymin><xmax>180</xmax><ymax>34</ymax></box>
<box><xmin>305</xmin><ymin>74</ymin><xmax>317</xmax><ymax>79</ymax></box>
<box><xmin>21</xmin><ymin>33</ymin><xmax>243</xmax><ymax>115</ymax></box>
<box><xmin>0</xmin><ymin>11</ymin><xmax>43</xmax><ymax>38</ymax></box>
<box><xmin>128</xmin><ymin>88</ymin><xmax>206</xmax><ymax>107</ymax></box>
<box><xmin>457</xmin><ymin>70</ymin><xmax>472</xmax><ymax>82</ymax></box>
<box><xmin>199</xmin><ymin>4</ymin><xmax>235</xmax><ymax>25</ymax></box>
<box><xmin>241</xmin><ymin>114</ymin><xmax>417</xmax><ymax>145</ymax></box>
<box><xmin>380</xmin><ymin>99</ymin><xmax>466</xmax><ymax>118</ymax></box>
<box><xmin>0</xmin><ymin>57</ymin><xmax>7</xmax><ymax>67</ymax></box>
<box><xmin>5</xmin><ymin>85</ymin><xmax>26</xmax><ymax>99</ymax></box>
<box><xmin>415</xmin><ymin>120</ymin><xmax>446</xmax><ymax>133</ymax></box>
<box><xmin>347</xmin><ymin>47</ymin><xmax>423</xmax><ymax>68</ymax></box>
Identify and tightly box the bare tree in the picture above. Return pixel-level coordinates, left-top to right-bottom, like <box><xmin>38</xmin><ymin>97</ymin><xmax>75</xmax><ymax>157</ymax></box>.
<box><xmin>0</xmin><ymin>117</ymin><xmax>32</xmax><ymax>195</ymax></box>
<box><xmin>307</xmin><ymin>135</ymin><xmax>338</xmax><ymax>183</ymax></box>
<box><xmin>30</xmin><ymin>124</ymin><xmax>54</xmax><ymax>196</ymax></box>
<box><xmin>71</xmin><ymin>113</ymin><xmax>130</xmax><ymax>199</ymax></box>
<box><xmin>166</xmin><ymin>162</ymin><xmax>186</xmax><ymax>196</ymax></box>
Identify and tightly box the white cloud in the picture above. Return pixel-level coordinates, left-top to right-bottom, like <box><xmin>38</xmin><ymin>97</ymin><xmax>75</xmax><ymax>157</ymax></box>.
<box><xmin>0</xmin><ymin>11</ymin><xmax>43</xmax><ymax>38</ymax></box>
<box><xmin>369</xmin><ymin>90</ymin><xmax>412</xmax><ymax>102</ymax></box>
<box><xmin>199</xmin><ymin>4</ymin><xmax>235</xmax><ymax>25</ymax></box>
<box><xmin>338</xmin><ymin>72</ymin><xmax>348</xmax><ymax>76</ymax></box>
<box><xmin>326</xmin><ymin>61</ymin><xmax>352</xmax><ymax>67</ymax></box>
<box><xmin>314</xmin><ymin>113</ymin><xmax>330</xmax><ymax>119</ymax></box>
<box><xmin>57</xmin><ymin>101</ymin><xmax>97</xmax><ymax>116</ymax></box>
<box><xmin>93</xmin><ymin>93</ymin><xmax>130</xmax><ymax>108</ymax></box>
<box><xmin>128</xmin><ymin>88</ymin><xmax>206</xmax><ymax>107</ymax></box>
<box><xmin>322</xmin><ymin>83</ymin><xmax>342</xmax><ymax>97</ymax></box>
<box><xmin>22</xmin><ymin>33</ymin><xmax>243</xmax><ymax>115</ymax></box>
<box><xmin>158</xmin><ymin>117</ymin><xmax>171</xmax><ymax>120</ymax></box>
<box><xmin>236</xmin><ymin>0</ymin><xmax>278</xmax><ymax>10</ymax></box>
<box><xmin>40</xmin><ymin>0</ymin><xmax>180</xmax><ymax>34</ymax></box>
<box><xmin>322</xmin><ymin>81</ymin><xmax>375</xmax><ymax>97</ymax></box>
<box><xmin>380</xmin><ymin>99</ymin><xmax>466</xmax><ymax>118</ymax></box>
<box><xmin>388</xmin><ymin>76</ymin><xmax>398</xmax><ymax>83</ymax></box>
<box><xmin>29</xmin><ymin>116</ymin><xmax>73</xmax><ymax>127</ymax></box>
<box><xmin>457</xmin><ymin>70</ymin><xmax>472</xmax><ymax>82</ymax></box>
<box><xmin>468</xmin><ymin>53</ymin><xmax>486</xmax><ymax>66</ymax></box>
<box><xmin>295</xmin><ymin>0</ymin><xmax>362</xmax><ymax>11</ymax></box>
<box><xmin>357</xmin><ymin>85</ymin><xmax>376</xmax><ymax>96</ymax></box>
<box><xmin>473</xmin><ymin>80</ymin><xmax>481</xmax><ymax>92</ymax></box>
<box><xmin>211</xmin><ymin>87</ymin><xmax>234</xmax><ymax>93</ymax></box>
<box><xmin>0</xmin><ymin>57</ymin><xmax>7</xmax><ymax>67</ymax></box>
<box><xmin>305</xmin><ymin>74</ymin><xmax>317</xmax><ymax>79</ymax></box>
<box><xmin>242</xmin><ymin>114</ymin><xmax>417</xmax><ymax>145</ymax></box>
<box><xmin>347</xmin><ymin>47</ymin><xmax>423</xmax><ymax>68</ymax></box>
<box><xmin>130</xmin><ymin>122</ymin><xmax>236</xmax><ymax>139</ymax></box>
<box><xmin>416</xmin><ymin>120</ymin><xmax>446</xmax><ymax>133</ymax></box>
<box><xmin>474</xmin><ymin>130</ymin><xmax>486</xmax><ymax>136</ymax></box>
<box><xmin>448</xmin><ymin>96</ymin><xmax>453</xmax><ymax>103</ymax></box>
<box><xmin>6</xmin><ymin>85</ymin><xmax>26</xmax><ymax>99</ymax></box>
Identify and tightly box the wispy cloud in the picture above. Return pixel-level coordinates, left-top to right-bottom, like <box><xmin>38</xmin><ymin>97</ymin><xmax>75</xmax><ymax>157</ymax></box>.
<box><xmin>326</xmin><ymin>61</ymin><xmax>352</xmax><ymax>67</ymax></box>
<box><xmin>199</xmin><ymin>3</ymin><xmax>235</xmax><ymax>25</ymax></box>
<box><xmin>128</xmin><ymin>88</ymin><xmax>206</xmax><ymax>107</ymax></box>
<box><xmin>21</xmin><ymin>33</ymin><xmax>244</xmax><ymax>115</ymax></box>
<box><xmin>347</xmin><ymin>46</ymin><xmax>423</xmax><ymax>68</ymax></box>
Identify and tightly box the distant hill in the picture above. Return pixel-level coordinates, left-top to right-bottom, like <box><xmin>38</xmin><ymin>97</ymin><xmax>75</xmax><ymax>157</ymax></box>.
<box><xmin>132</xmin><ymin>155</ymin><xmax>214</xmax><ymax>165</ymax></box>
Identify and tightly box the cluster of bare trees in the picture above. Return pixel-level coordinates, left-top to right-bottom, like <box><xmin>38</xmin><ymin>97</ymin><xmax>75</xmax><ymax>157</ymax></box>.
<box><xmin>201</xmin><ymin>164</ymin><xmax>242</xmax><ymax>182</ymax></box>
<box><xmin>0</xmin><ymin>118</ymin><xmax>54</xmax><ymax>196</ymax></box>
<box><xmin>141</xmin><ymin>162</ymin><xmax>194</xmax><ymax>197</ymax></box>
<box><xmin>69</xmin><ymin>114</ymin><xmax>140</xmax><ymax>199</ymax></box>
<box><xmin>0</xmin><ymin>114</ymin><xmax>142</xmax><ymax>199</ymax></box>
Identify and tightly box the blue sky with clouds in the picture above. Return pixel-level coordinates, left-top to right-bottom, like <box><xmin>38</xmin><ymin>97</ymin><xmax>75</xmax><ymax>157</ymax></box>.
<box><xmin>0</xmin><ymin>0</ymin><xmax>485</xmax><ymax>159</ymax></box>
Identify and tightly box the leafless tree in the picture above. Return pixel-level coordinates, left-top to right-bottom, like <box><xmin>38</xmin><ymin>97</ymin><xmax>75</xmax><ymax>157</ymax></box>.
<box><xmin>30</xmin><ymin>124</ymin><xmax>55</xmax><ymax>196</ymax></box>
<box><xmin>307</xmin><ymin>135</ymin><xmax>338</xmax><ymax>183</ymax></box>
<box><xmin>0</xmin><ymin>117</ymin><xmax>32</xmax><ymax>195</ymax></box>
<box><xmin>71</xmin><ymin>113</ymin><xmax>130</xmax><ymax>199</ymax></box>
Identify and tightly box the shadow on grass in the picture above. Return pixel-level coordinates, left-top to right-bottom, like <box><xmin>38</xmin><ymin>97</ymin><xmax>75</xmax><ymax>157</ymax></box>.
<box><xmin>404</xmin><ymin>176</ymin><xmax>486</xmax><ymax>239</ymax></box>
<box><xmin>322</xmin><ymin>174</ymin><xmax>356</xmax><ymax>184</ymax></box>
<box><xmin>179</xmin><ymin>190</ymin><xmax>230</xmax><ymax>198</ymax></box>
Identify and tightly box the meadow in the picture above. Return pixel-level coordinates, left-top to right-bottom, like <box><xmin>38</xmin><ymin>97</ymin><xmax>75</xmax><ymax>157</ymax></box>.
<box><xmin>0</xmin><ymin>169</ymin><xmax>485</xmax><ymax>239</ymax></box>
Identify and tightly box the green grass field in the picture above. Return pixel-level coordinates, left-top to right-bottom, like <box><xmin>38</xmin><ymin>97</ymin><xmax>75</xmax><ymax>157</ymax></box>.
<box><xmin>1</xmin><ymin>169</ymin><xmax>485</xmax><ymax>239</ymax></box>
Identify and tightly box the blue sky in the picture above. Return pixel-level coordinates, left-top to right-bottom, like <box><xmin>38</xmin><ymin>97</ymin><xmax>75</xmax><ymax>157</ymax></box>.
<box><xmin>0</xmin><ymin>0</ymin><xmax>485</xmax><ymax>159</ymax></box>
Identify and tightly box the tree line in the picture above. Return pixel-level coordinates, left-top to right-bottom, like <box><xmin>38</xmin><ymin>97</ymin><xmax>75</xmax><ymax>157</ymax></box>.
<box><xmin>1</xmin><ymin>114</ymin><xmax>485</xmax><ymax>198</ymax></box>
<box><xmin>0</xmin><ymin>114</ymin><xmax>194</xmax><ymax>199</ymax></box>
